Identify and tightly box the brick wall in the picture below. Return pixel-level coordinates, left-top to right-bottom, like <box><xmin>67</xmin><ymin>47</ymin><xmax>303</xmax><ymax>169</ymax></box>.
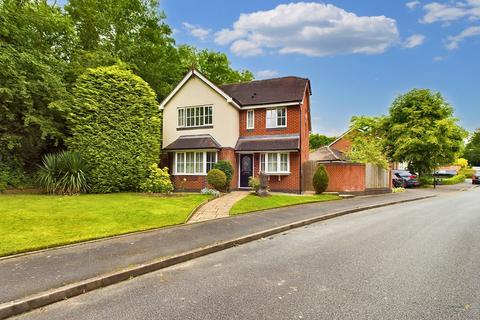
<box><xmin>218</xmin><ymin>148</ymin><xmax>238</xmax><ymax>190</ymax></box>
<box><xmin>324</xmin><ymin>163</ymin><xmax>365</xmax><ymax>192</ymax></box>
<box><xmin>252</xmin><ymin>152</ymin><xmax>301</xmax><ymax>193</ymax></box>
<box><xmin>172</xmin><ymin>175</ymin><xmax>207</xmax><ymax>191</ymax></box>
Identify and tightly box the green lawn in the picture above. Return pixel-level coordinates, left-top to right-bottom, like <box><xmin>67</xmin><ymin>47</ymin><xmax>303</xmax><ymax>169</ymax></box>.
<box><xmin>230</xmin><ymin>193</ymin><xmax>341</xmax><ymax>215</ymax></box>
<box><xmin>0</xmin><ymin>193</ymin><xmax>210</xmax><ymax>257</ymax></box>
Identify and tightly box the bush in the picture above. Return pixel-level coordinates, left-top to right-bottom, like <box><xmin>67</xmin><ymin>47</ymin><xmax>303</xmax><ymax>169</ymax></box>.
<box><xmin>139</xmin><ymin>164</ymin><xmax>173</xmax><ymax>194</ymax></box>
<box><xmin>442</xmin><ymin>175</ymin><xmax>466</xmax><ymax>185</ymax></box>
<box><xmin>213</xmin><ymin>160</ymin><xmax>233</xmax><ymax>190</ymax></box>
<box><xmin>248</xmin><ymin>176</ymin><xmax>260</xmax><ymax>192</ymax></box>
<box><xmin>0</xmin><ymin>154</ymin><xmax>31</xmax><ymax>189</ymax></box>
<box><xmin>458</xmin><ymin>168</ymin><xmax>475</xmax><ymax>179</ymax></box>
<box><xmin>418</xmin><ymin>175</ymin><xmax>434</xmax><ymax>185</ymax></box>
<box><xmin>392</xmin><ymin>187</ymin><xmax>406</xmax><ymax>193</ymax></box>
<box><xmin>201</xmin><ymin>188</ymin><xmax>220</xmax><ymax>197</ymax></box>
<box><xmin>66</xmin><ymin>64</ymin><xmax>161</xmax><ymax>193</ymax></box>
<box><xmin>37</xmin><ymin>151</ymin><xmax>89</xmax><ymax>195</ymax></box>
<box><xmin>207</xmin><ymin>169</ymin><xmax>227</xmax><ymax>191</ymax></box>
<box><xmin>454</xmin><ymin>158</ymin><xmax>469</xmax><ymax>169</ymax></box>
<box><xmin>313</xmin><ymin>164</ymin><xmax>329</xmax><ymax>194</ymax></box>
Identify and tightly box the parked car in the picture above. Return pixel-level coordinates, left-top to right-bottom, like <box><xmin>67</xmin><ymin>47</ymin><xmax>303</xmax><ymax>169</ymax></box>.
<box><xmin>473</xmin><ymin>171</ymin><xmax>480</xmax><ymax>184</ymax></box>
<box><xmin>393</xmin><ymin>170</ymin><xmax>421</xmax><ymax>188</ymax></box>
<box><xmin>392</xmin><ymin>175</ymin><xmax>407</xmax><ymax>188</ymax></box>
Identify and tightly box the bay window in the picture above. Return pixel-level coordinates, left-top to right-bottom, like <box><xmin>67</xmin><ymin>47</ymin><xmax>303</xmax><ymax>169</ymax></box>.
<box><xmin>175</xmin><ymin>151</ymin><xmax>217</xmax><ymax>175</ymax></box>
<box><xmin>177</xmin><ymin>105</ymin><xmax>213</xmax><ymax>128</ymax></box>
<box><xmin>266</xmin><ymin>107</ymin><xmax>287</xmax><ymax>128</ymax></box>
<box><xmin>259</xmin><ymin>153</ymin><xmax>290</xmax><ymax>174</ymax></box>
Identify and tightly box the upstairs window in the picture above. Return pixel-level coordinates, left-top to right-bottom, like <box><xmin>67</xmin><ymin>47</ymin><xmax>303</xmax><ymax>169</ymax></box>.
<box><xmin>266</xmin><ymin>107</ymin><xmax>287</xmax><ymax>128</ymax></box>
<box><xmin>177</xmin><ymin>105</ymin><xmax>213</xmax><ymax>128</ymax></box>
<box><xmin>246</xmin><ymin>110</ymin><xmax>255</xmax><ymax>129</ymax></box>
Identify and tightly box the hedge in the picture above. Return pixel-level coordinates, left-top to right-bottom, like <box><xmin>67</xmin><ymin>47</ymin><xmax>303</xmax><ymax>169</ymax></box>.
<box><xmin>442</xmin><ymin>175</ymin><xmax>466</xmax><ymax>185</ymax></box>
<box><xmin>67</xmin><ymin>64</ymin><xmax>161</xmax><ymax>193</ymax></box>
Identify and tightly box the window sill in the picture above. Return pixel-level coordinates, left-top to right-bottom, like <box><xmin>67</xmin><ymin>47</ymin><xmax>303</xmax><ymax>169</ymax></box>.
<box><xmin>262</xmin><ymin>172</ymin><xmax>291</xmax><ymax>176</ymax></box>
<box><xmin>177</xmin><ymin>125</ymin><xmax>213</xmax><ymax>131</ymax></box>
<box><xmin>266</xmin><ymin>127</ymin><xmax>287</xmax><ymax>130</ymax></box>
<box><xmin>173</xmin><ymin>173</ymin><xmax>207</xmax><ymax>176</ymax></box>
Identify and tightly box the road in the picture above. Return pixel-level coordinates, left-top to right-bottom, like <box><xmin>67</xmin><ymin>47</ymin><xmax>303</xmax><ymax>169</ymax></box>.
<box><xmin>16</xmin><ymin>188</ymin><xmax>480</xmax><ymax>320</ymax></box>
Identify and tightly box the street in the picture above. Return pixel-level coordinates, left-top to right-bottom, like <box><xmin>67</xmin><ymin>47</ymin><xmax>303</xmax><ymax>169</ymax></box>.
<box><xmin>16</xmin><ymin>188</ymin><xmax>480</xmax><ymax>320</ymax></box>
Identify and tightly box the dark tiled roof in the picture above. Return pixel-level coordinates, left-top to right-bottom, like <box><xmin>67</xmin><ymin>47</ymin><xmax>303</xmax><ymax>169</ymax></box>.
<box><xmin>164</xmin><ymin>135</ymin><xmax>221</xmax><ymax>150</ymax></box>
<box><xmin>235</xmin><ymin>135</ymin><xmax>300</xmax><ymax>151</ymax></box>
<box><xmin>309</xmin><ymin>146</ymin><xmax>347</xmax><ymax>162</ymax></box>
<box><xmin>220</xmin><ymin>77</ymin><xmax>309</xmax><ymax>107</ymax></box>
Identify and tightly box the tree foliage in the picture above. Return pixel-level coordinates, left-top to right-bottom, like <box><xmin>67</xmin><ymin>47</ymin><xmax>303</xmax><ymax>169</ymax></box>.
<box><xmin>0</xmin><ymin>0</ymin><xmax>75</xmax><ymax>177</ymax></box>
<box><xmin>383</xmin><ymin>89</ymin><xmax>466</xmax><ymax>174</ymax></box>
<box><xmin>67</xmin><ymin>65</ymin><xmax>161</xmax><ymax>193</ymax></box>
<box><xmin>463</xmin><ymin>129</ymin><xmax>480</xmax><ymax>166</ymax></box>
<box><xmin>346</xmin><ymin>116</ymin><xmax>388</xmax><ymax>168</ymax></box>
<box><xmin>309</xmin><ymin>134</ymin><xmax>337</xmax><ymax>150</ymax></box>
<box><xmin>178</xmin><ymin>45</ymin><xmax>254</xmax><ymax>85</ymax></box>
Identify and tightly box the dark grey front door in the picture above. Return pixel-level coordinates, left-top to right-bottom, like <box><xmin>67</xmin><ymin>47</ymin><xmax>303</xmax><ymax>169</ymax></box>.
<box><xmin>239</xmin><ymin>154</ymin><xmax>253</xmax><ymax>188</ymax></box>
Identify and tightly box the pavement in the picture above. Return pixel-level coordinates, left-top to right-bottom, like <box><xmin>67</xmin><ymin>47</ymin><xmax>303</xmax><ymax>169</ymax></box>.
<box><xmin>188</xmin><ymin>191</ymin><xmax>249</xmax><ymax>223</ymax></box>
<box><xmin>14</xmin><ymin>186</ymin><xmax>480</xmax><ymax>320</ymax></box>
<box><xmin>0</xmin><ymin>189</ymin><xmax>443</xmax><ymax>318</ymax></box>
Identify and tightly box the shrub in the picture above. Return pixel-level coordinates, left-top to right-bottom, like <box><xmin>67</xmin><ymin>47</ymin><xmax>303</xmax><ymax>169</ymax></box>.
<box><xmin>442</xmin><ymin>175</ymin><xmax>466</xmax><ymax>185</ymax></box>
<box><xmin>248</xmin><ymin>176</ymin><xmax>260</xmax><ymax>192</ymax></box>
<box><xmin>207</xmin><ymin>169</ymin><xmax>227</xmax><ymax>191</ymax></box>
<box><xmin>37</xmin><ymin>151</ymin><xmax>89</xmax><ymax>195</ymax></box>
<box><xmin>458</xmin><ymin>168</ymin><xmax>475</xmax><ymax>179</ymax></box>
<box><xmin>392</xmin><ymin>187</ymin><xmax>406</xmax><ymax>193</ymax></box>
<box><xmin>213</xmin><ymin>160</ymin><xmax>233</xmax><ymax>190</ymax></box>
<box><xmin>66</xmin><ymin>64</ymin><xmax>161</xmax><ymax>193</ymax></box>
<box><xmin>0</xmin><ymin>154</ymin><xmax>31</xmax><ymax>189</ymax></box>
<box><xmin>418</xmin><ymin>175</ymin><xmax>434</xmax><ymax>186</ymax></box>
<box><xmin>139</xmin><ymin>164</ymin><xmax>173</xmax><ymax>194</ymax></box>
<box><xmin>201</xmin><ymin>188</ymin><xmax>220</xmax><ymax>197</ymax></box>
<box><xmin>313</xmin><ymin>164</ymin><xmax>329</xmax><ymax>194</ymax></box>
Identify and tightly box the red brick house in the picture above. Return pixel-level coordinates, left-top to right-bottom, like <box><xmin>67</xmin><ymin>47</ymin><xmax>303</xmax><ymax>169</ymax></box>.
<box><xmin>160</xmin><ymin>69</ymin><xmax>312</xmax><ymax>193</ymax></box>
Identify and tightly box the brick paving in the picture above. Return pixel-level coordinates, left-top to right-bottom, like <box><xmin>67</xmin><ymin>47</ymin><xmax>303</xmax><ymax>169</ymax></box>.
<box><xmin>188</xmin><ymin>191</ymin><xmax>250</xmax><ymax>223</ymax></box>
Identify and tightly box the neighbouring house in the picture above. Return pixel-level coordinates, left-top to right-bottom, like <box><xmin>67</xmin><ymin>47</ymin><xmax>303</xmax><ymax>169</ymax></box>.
<box><xmin>305</xmin><ymin>129</ymin><xmax>391</xmax><ymax>194</ymax></box>
<box><xmin>160</xmin><ymin>69</ymin><xmax>312</xmax><ymax>193</ymax></box>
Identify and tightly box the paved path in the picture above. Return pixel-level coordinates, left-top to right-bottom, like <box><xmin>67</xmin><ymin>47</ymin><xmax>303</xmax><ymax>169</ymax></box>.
<box><xmin>188</xmin><ymin>191</ymin><xmax>249</xmax><ymax>223</ymax></box>
<box><xmin>0</xmin><ymin>190</ymin><xmax>434</xmax><ymax>308</ymax></box>
<box><xmin>16</xmin><ymin>187</ymin><xmax>480</xmax><ymax>320</ymax></box>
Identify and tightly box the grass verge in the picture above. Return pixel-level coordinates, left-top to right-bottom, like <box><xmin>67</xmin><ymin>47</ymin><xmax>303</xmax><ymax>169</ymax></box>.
<box><xmin>0</xmin><ymin>193</ymin><xmax>210</xmax><ymax>257</ymax></box>
<box><xmin>230</xmin><ymin>193</ymin><xmax>341</xmax><ymax>215</ymax></box>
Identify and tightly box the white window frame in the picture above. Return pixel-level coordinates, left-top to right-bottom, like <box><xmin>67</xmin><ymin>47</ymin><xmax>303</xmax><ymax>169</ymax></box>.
<box><xmin>259</xmin><ymin>152</ymin><xmax>290</xmax><ymax>174</ymax></box>
<box><xmin>246</xmin><ymin>110</ymin><xmax>255</xmax><ymax>129</ymax></box>
<box><xmin>266</xmin><ymin>107</ymin><xmax>287</xmax><ymax>128</ymax></box>
<box><xmin>177</xmin><ymin>105</ymin><xmax>213</xmax><ymax>128</ymax></box>
<box><xmin>174</xmin><ymin>151</ymin><xmax>217</xmax><ymax>175</ymax></box>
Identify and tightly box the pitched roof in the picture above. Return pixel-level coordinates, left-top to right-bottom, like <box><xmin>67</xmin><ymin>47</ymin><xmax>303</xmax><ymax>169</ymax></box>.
<box><xmin>163</xmin><ymin>134</ymin><xmax>221</xmax><ymax>150</ymax></box>
<box><xmin>220</xmin><ymin>77</ymin><xmax>310</xmax><ymax>107</ymax></box>
<box><xmin>235</xmin><ymin>134</ymin><xmax>300</xmax><ymax>151</ymax></box>
<box><xmin>309</xmin><ymin>146</ymin><xmax>347</xmax><ymax>162</ymax></box>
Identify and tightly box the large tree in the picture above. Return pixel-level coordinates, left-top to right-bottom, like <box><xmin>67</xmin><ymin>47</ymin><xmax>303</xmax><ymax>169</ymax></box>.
<box><xmin>309</xmin><ymin>133</ymin><xmax>337</xmax><ymax>150</ymax></box>
<box><xmin>463</xmin><ymin>129</ymin><xmax>480</xmax><ymax>166</ymax></box>
<box><xmin>0</xmin><ymin>0</ymin><xmax>75</xmax><ymax>179</ymax></box>
<box><xmin>383</xmin><ymin>89</ymin><xmax>466</xmax><ymax>174</ymax></box>
<box><xmin>178</xmin><ymin>45</ymin><xmax>254</xmax><ymax>85</ymax></box>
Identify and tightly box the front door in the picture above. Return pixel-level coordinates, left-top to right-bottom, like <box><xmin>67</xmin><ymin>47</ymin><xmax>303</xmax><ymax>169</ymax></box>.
<box><xmin>239</xmin><ymin>154</ymin><xmax>253</xmax><ymax>188</ymax></box>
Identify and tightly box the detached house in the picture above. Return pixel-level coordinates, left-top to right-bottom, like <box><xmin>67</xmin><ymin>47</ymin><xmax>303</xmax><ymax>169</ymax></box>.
<box><xmin>160</xmin><ymin>69</ymin><xmax>312</xmax><ymax>193</ymax></box>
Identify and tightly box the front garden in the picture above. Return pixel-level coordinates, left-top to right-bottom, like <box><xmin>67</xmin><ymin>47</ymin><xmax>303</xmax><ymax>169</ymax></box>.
<box><xmin>0</xmin><ymin>193</ymin><xmax>210</xmax><ymax>257</ymax></box>
<box><xmin>230</xmin><ymin>193</ymin><xmax>341</xmax><ymax>215</ymax></box>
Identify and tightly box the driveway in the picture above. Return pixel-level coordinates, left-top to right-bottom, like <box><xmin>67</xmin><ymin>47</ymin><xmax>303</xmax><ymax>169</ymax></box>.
<box><xmin>15</xmin><ymin>187</ymin><xmax>480</xmax><ymax>320</ymax></box>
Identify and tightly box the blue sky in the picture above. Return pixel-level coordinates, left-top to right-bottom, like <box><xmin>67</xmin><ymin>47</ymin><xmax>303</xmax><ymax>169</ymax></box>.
<box><xmin>161</xmin><ymin>0</ymin><xmax>479</xmax><ymax>136</ymax></box>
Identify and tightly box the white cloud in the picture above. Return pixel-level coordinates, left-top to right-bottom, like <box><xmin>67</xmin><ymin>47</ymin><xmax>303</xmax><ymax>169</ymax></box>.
<box><xmin>214</xmin><ymin>2</ymin><xmax>399</xmax><ymax>57</ymax></box>
<box><xmin>433</xmin><ymin>55</ymin><xmax>446</xmax><ymax>61</ymax></box>
<box><xmin>445</xmin><ymin>26</ymin><xmax>480</xmax><ymax>49</ymax></box>
<box><xmin>406</xmin><ymin>1</ymin><xmax>421</xmax><ymax>9</ymax></box>
<box><xmin>182</xmin><ymin>22</ymin><xmax>211</xmax><ymax>41</ymax></box>
<box><xmin>403</xmin><ymin>34</ymin><xmax>426</xmax><ymax>48</ymax></box>
<box><xmin>255</xmin><ymin>70</ymin><xmax>279</xmax><ymax>79</ymax></box>
<box><xmin>421</xmin><ymin>1</ymin><xmax>480</xmax><ymax>24</ymax></box>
